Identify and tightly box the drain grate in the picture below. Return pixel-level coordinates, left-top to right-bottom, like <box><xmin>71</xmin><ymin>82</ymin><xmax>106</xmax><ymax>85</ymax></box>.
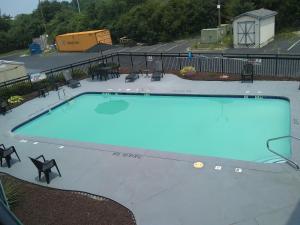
<box><xmin>112</xmin><ymin>152</ymin><xmax>142</xmax><ymax>159</ymax></box>
<box><xmin>293</xmin><ymin>118</ymin><xmax>299</xmax><ymax>125</ymax></box>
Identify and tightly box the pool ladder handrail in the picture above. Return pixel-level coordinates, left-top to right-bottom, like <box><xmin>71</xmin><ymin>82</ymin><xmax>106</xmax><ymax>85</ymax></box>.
<box><xmin>57</xmin><ymin>88</ymin><xmax>66</xmax><ymax>100</ymax></box>
<box><xmin>266</xmin><ymin>136</ymin><xmax>300</xmax><ymax>170</ymax></box>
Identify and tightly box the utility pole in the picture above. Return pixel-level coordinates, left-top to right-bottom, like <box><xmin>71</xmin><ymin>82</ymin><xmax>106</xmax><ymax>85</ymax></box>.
<box><xmin>217</xmin><ymin>0</ymin><xmax>221</xmax><ymax>27</ymax></box>
<box><xmin>76</xmin><ymin>0</ymin><xmax>81</xmax><ymax>13</ymax></box>
<box><xmin>38</xmin><ymin>0</ymin><xmax>48</xmax><ymax>35</ymax></box>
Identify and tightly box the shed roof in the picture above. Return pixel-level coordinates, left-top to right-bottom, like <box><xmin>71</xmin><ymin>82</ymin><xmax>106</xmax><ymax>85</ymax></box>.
<box><xmin>56</xmin><ymin>29</ymin><xmax>108</xmax><ymax>37</ymax></box>
<box><xmin>235</xmin><ymin>8</ymin><xmax>277</xmax><ymax>20</ymax></box>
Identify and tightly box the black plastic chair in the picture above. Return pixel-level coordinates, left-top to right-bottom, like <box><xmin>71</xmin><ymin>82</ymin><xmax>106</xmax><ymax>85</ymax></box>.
<box><xmin>29</xmin><ymin>155</ymin><xmax>61</xmax><ymax>184</ymax></box>
<box><xmin>125</xmin><ymin>72</ymin><xmax>139</xmax><ymax>82</ymax></box>
<box><xmin>0</xmin><ymin>145</ymin><xmax>21</xmax><ymax>168</ymax></box>
<box><xmin>63</xmin><ymin>70</ymin><xmax>81</xmax><ymax>88</ymax></box>
<box><xmin>151</xmin><ymin>60</ymin><xmax>164</xmax><ymax>81</ymax></box>
<box><xmin>38</xmin><ymin>87</ymin><xmax>49</xmax><ymax>98</ymax></box>
<box><xmin>0</xmin><ymin>98</ymin><xmax>11</xmax><ymax>115</ymax></box>
<box><xmin>241</xmin><ymin>63</ymin><xmax>254</xmax><ymax>83</ymax></box>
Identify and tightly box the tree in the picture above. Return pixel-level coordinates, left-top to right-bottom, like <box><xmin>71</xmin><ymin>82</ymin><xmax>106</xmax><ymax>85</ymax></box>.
<box><xmin>224</xmin><ymin>0</ymin><xmax>256</xmax><ymax>17</ymax></box>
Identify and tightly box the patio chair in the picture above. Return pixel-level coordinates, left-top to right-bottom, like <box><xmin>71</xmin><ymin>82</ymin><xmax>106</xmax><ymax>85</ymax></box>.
<box><xmin>29</xmin><ymin>155</ymin><xmax>61</xmax><ymax>184</ymax></box>
<box><xmin>241</xmin><ymin>63</ymin><xmax>254</xmax><ymax>83</ymax></box>
<box><xmin>125</xmin><ymin>72</ymin><xmax>139</xmax><ymax>82</ymax></box>
<box><xmin>38</xmin><ymin>87</ymin><xmax>49</xmax><ymax>98</ymax></box>
<box><xmin>106</xmin><ymin>63</ymin><xmax>120</xmax><ymax>78</ymax></box>
<box><xmin>151</xmin><ymin>60</ymin><xmax>164</xmax><ymax>81</ymax></box>
<box><xmin>63</xmin><ymin>70</ymin><xmax>81</xmax><ymax>88</ymax></box>
<box><xmin>0</xmin><ymin>98</ymin><xmax>11</xmax><ymax>115</ymax></box>
<box><xmin>0</xmin><ymin>144</ymin><xmax>21</xmax><ymax>168</ymax></box>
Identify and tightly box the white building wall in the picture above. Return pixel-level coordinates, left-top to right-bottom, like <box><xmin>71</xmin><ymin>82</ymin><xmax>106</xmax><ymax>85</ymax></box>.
<box><xmin>233</xmin><ymin>15</ymin><xmax>276</xmax><ymax>48</ymax></box>
<box><xmin>259</xmin><ymin>16</ymin><xmax>275</xmax><ymax>47</ymax></box>
<box><xmin>233</xmin><ymin>16</ymin><xmax>259</xmax><ymax>48</ymax></box>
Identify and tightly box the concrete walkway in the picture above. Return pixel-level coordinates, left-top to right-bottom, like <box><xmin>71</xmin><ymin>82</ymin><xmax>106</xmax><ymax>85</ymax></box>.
<box><xmin>1</xmin><ymin>74</ymin><xmax>300</xmax><ymax>225</ymax></box>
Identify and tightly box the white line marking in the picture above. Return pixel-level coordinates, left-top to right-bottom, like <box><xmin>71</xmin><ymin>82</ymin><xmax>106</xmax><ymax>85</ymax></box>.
<box><xmin>58</xmin><ymin>146</ymin><xmax>64</xmax><ymax>149</ymax></box>
<box><xmin>288</xmin><ymin>39</ymin><xmax>300</xmax><ymax>51</ymax></box>
<box><xmin>245</xmin><ymin>90</ymin><xmax>250</xmax><ymax>94</ymax></box>
<box><xmin>235</xmin><ymin>168</ymin><xmax>243</xmax><ymax>173</ymax></box>
<box><xmin>148</xmin><ymin>43</ymin><xmax>168</xmax><ymax>52</ymax></box>
<box><xmin>214</xmin><ymin>166</ymin><xmax>222</xmax><ymax>170</ymax></box>
<box><xmin>20</xmin><ymin>139</ymin><xmax>28</xmax><ymax>143</ymax></box>
<box><xmin>126</xmin><ymin>88</ymin><xmax>131</xmax><ymax>91</ymax></box>
<box><xmin>166</xmin><ymin>44</ymin><xmax>178</xmax><ymax>52</ymax></box>
<box><xmin>33</xmin><ymin>142</ymin><xmax>39</xmax><ymax>145</ymax></box>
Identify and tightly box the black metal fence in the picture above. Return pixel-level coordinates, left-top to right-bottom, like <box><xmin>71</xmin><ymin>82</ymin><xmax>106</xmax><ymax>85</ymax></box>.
<box><xmin>1</xmin><ymin>52</ymin><xmax>300</xmax><ymax>98</ymax></box>
<box><xmin>115</xmin><ymin>52</ymin><xmax>300</xmax><ymax>78</ymax></box>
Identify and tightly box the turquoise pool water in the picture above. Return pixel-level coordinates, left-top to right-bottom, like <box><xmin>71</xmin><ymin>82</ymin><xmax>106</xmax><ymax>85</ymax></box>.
<box><xmin>14</xmin><ymin>93</ymin><xmax>291</xmax><ymax>162</ymax></box>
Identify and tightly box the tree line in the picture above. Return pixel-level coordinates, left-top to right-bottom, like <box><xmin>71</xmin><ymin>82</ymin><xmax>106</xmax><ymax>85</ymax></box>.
<box><xmin>0</xmin><ymin>0</ymin><xmax>299</xmax><ymax>53</ymax></box>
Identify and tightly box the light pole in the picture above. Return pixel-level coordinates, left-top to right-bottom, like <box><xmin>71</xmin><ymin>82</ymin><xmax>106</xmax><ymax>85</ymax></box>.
<box><xmin>217</xmin><ymin>0</ymin><xmax>221</xmax><ymax>27</ymax></box>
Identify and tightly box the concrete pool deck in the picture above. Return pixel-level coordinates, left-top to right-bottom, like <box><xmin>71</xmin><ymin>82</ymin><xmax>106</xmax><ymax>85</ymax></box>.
<box><xmin>1</xmin><ymin>74</ymin><xmax>300</xmax><ymax>225</ymax></box>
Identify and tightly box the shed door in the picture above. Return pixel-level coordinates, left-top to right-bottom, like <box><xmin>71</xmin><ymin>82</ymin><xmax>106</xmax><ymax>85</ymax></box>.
<box><xmin>237</xmin><ymin>21</ymin><xmax>255</xmax><ymax>46</ymax></box>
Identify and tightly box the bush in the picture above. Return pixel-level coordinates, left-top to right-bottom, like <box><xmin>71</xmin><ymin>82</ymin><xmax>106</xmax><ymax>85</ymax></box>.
<box><xmin>71</xmin><ymin>69</ymin><xmax>87</xmax><ymax>80</ymax></box>
<box><xmin>8</xmin><ymin>96</ymin><xmax>24</xmax><ymax>104</ymax></box>
<box><xmin>180</xmin><ymin>66</ymin><xmax>196</xmax><ymax>76</ymax></box>
<box><xmin>0</xmin><ymin>81</ymin><xmax>33</xmax><ymax>99</ymax></box>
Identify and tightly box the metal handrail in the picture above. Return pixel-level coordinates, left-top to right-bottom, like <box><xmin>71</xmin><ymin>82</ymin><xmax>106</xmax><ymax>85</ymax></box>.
<box><xmin>266</xmin><ymin>136</ymin><xmax>300</xmax><ymax>170</ymax></box>
<box><xmin>0</xmin><ymin>181</ymin><xmax>23</xmax><ymax>225</ymax></box>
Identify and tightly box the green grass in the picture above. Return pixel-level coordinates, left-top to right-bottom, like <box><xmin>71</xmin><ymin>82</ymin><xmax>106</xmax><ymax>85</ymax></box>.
<box><xmin>192</xmin><ymin>34</ymin><xmax>233</xmax><ymax>50</ymax></box>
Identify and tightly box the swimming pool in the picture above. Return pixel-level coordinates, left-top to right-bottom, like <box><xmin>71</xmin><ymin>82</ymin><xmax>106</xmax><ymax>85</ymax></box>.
<box><xmin>13</xmin><ymin>93</ymin><xmax>291</xmax><ymax>162</ymax></box>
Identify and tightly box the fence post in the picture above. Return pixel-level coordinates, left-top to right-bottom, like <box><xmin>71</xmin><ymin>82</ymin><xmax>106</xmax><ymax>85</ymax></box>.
<box><xmin>27</xmin><ymin>74</ymin><xmax>33</xmax><ymax>91</ymax></box>
<box><xmin>160</xmin><ymin>53</ymin><xmax>165</xmax><ymax>74</ymax></box>
<box><xmin>145</xmin><ymin>53</ymin><xmax>148</xmax><ymax>70</ymax></box>
<box><xmin>130</xmin><ymin>53</ymin><xmax>134</xmax><ymax>70</ymax></box>
<box><xmin>221</xmin><ymin>53</ymin><xmax>224</xmax><ymax>74</ymax></box>
<box><xmin>275</xmin><ymin>54</ymin><xmax>278</xmax><ymax>76</ymax></box>
<box><xmin>199</xmin><ymin>54</ymin><xmax>201</xmax><ymax>72</ymax></box>
<box><xmin>179</xmin><ymin>53</ymin><xmax>182</xmax><ymax>70</ymax></box>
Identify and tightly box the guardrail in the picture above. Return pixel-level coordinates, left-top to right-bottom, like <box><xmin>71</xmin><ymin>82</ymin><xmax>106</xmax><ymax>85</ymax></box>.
<box><xmin>266</xmin><ymin>136</ymin><xmax>300</xmax><ymax>170</ymax></box>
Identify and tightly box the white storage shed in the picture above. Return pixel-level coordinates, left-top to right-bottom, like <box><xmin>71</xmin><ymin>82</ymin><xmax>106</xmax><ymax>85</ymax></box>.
<box><xmin>233</xmin><ymin>8</ymin><xmax>277</xmax><ymax>48</ymax></box>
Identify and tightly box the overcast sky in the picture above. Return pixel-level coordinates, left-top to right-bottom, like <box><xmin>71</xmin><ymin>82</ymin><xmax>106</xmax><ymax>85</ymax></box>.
<box><xmin>0</xmin><ymin>0</ymin><xmax>71</xmax><ymax>17</ymax></box>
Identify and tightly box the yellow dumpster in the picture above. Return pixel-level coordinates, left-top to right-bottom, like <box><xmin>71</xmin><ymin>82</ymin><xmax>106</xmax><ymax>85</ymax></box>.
<box><xmin>55</xmin><ymin>29</ymin><xmax>112</xmax><ymax>52</ymax></box>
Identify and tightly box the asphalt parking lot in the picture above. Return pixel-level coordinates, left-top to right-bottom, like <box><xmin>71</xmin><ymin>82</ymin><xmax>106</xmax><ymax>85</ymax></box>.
<box><xmin>1</xmin><ymin>36</ymin><xmax>299</xmax><ymax>74</ymax></box>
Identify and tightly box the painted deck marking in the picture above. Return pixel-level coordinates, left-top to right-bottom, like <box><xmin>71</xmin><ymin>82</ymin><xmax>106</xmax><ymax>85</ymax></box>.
<box><xmin>214</xmin><ymin>166</ymin><xmax>222</xmax><ymax>170</ymax></box>
<box><xmin>288</xmin><ymin>39</ymin><xmax>300</xmax><ymax>51</ymax></box>
<box><xmin>58</xmin><ymin>145</ymin><xmax>64</xmax><ymax>149</ymax></box>
<box><xmin>235</xmin><ymin>168</ymin><xmax>243</xmax><ymax>173</ymax></box>
<box><xmin>33</xmin><ymin>142</ymin><xmax>39</xmax><ymax>145</ymax></box>
<box><xmin>20</xmin><ymin>139</ymin><xmax>28</xmax><ymax>143</ymax></box>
